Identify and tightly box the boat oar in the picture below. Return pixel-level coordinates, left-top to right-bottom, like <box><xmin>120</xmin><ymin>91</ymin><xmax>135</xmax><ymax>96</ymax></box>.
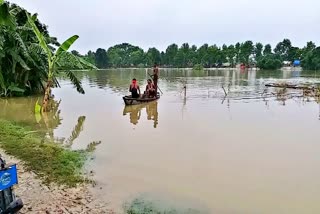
<box><xmin>148</xmin><ymin>73</ymin><xmax>163</xmax><ymax>95</ymax></box>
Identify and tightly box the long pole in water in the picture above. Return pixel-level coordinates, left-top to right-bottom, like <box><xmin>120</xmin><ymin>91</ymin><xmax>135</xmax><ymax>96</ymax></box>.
<box><xmin>148</xmin><ymin>73</ymin><xmax>163</xmax><ymax>95</ymax></box>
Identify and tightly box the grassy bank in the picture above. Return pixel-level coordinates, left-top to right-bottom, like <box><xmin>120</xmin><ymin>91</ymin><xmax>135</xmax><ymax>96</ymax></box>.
<box><xmin>0</xmin><ymin>119</ymin><xmax>87</xmax><ymax>187</ymax></box>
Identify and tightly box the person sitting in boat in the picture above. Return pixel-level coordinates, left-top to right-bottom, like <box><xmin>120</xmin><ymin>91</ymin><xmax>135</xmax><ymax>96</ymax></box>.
<box><xmin>145</xmin><ymin>79</ymin><xmax>156</xmax><ymax>97</ymax></box>
<box><xmin>129</xmin><ymin>78</ymin><xmax>141</xmax><ymax>98</ymax></box>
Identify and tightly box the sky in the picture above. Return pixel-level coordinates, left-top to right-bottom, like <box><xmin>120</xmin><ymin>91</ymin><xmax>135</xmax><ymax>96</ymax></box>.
<box><xmin>9</xmin><ymin>0</ymin><xmax>320</xmax><ymax>54</ymax></box>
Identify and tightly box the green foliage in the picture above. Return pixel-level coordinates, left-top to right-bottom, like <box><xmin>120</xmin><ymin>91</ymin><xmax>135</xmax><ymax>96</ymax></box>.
<box><xmin>65</xmin><ymin>70</ymin><xmax>85</xmax><ymax>94</ymax></box>
<box><xmin>83</xmin><ymin>39</ymin><xmax>319</xmax><ymax>70</ymax></box>
<box><xmin>95</xmin><ymin>48</ymin><xmax>108</xmax><ymax>68</ymax></box>
<box><xmin>254</xmin><ymin>42</ymin><xmax>263</xmax><ymax>59</ymax></box>
<box><xmin>239</xmin><ymin>40</ymin><xmax>254</xmax><ymax>64</ymax></box>
<box><xmin>106</xmin><ymin>43</ymin><xmax>145</xmax><ymax>68</ymax></box>
<box><xmin>147</xmin><ymin>47</ymin><xmax>161</xmax><ymax>66</ymax></box>
<box><xmin>27</xmin><ymin>13</ymin><xmax>92</xmax><ymax>94</ymax></box>
<box><xmin>257</xmin><ymin>54</ymin><xmax>282</xmax><ymax>70</ymax></box>
<box><xmin>274</xmin><ymin>39</ymin><xmax>292</xmax><ymax>61</ymax></box>
<box><xmin>65</xmin><ymin>116</ymin><xmax>86</xmax><ymax>146</ymax></box>
<box><xmin>193</xmin><ymin>64</ymin><xmax>204</xmax><ymax>70</ymax></box>
<box><xmin>124</xmin><ymin>198</ymin><xmax>206</xmax><ymax>214</ymax></box>
<box><xmin>56</xmin><ymin>35</ymin><xmax>79</xmax><ymax>56</ymax></box>
<box><xmin>35</xmin><ymin>99</ymin><xmax>41</xmax><ymax>113</ymax></box>
<box><xmin>263</xmin><ymin>44</ymin><xmax>272</xmax><ymax>55</ymax></box>
<box><xmin>83</xmin><ymin>50</ymin><xmax>95</xmax><ymax>65</ymax></box>
<box><xmin>0</xmin><ymin>1</ymin><xmax>95</xmax><ymax>97</ymax></box>
<box><xmin>0</xmin><ymin>1</ymin><xmax>14</xmax><ymax>27</ymax></box>
<box><xmin>0</xmin><ymin>119</ymin><xmax>87</xmax><ymax>186</ymax></box>
<box><xmin>302</xmin><ymin>47</ymin><xmax>320</xmax><ymax>70</ymax></box>
<box><xmin>26</xmin><ymin>13</ymin><xmax>52</xmax><ymax>61</ymax></box>
<box><xmin>86</xmin><ymin>141</ymin><xmax>102</xmax><ymax>152</ymax></box>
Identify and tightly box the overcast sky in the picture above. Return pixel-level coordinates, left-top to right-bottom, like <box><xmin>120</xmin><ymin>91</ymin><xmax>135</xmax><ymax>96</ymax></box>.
<box><xmin>9</xmin><ymin>0</ymin><xmax>320</xmax><ymax>54</ymax></box>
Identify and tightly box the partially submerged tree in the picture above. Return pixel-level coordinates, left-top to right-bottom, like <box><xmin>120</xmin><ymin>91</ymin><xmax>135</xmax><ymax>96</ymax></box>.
<box><xmin>26</xmin><ymin>13</ymin><xmax>96</xmax><ymax>112</ymax></box>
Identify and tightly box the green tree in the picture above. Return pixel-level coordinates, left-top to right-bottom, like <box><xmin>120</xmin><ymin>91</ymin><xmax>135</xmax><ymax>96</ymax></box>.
<box><xmin>226</xmin><ymin>45</ymin><xmax>236</xmax><ymax>66</ymax></box>
<box><xmin>146</xmin><ymin>47</ymin><xmax>161</xmax><ymax>66</ymax></box>
<box><xmin>274</xmin><ymin>39</ymin><xmax>292</xmax><ymax>61</ymax></box>
<box><xmin>83</xmin><ymin>50</ymin><xmax>95</xmax><ymax>65</ymax></box>
<box><xmin>130</xmin><ymin>49</ymin><xmax>145</xmax><ymax>66</ymax></box>
<box><xmin>239</xmin><ymin>41</ymin><xmax>254</xmax><ymax>65</ymax></box>
<box><xmin>305</xmin><ymin>41</ymin><xmax>316</xmax><ymax>52</ymax></box>
<box><xmin>197</xmin><ymin>44</ymin><xmax>209</xmax><ymax>67</ymax></box>
<box><xmin>175</xmin><ymin>43</ymin><xmax>191</xmax><ymax>67</ymax></box>
<box><xmin>257</xmin><ymin>54</ymin><xmax>282</xmax><ymax>70</ymax></box>
<box><xmin>254</xmin><ymin>42</ymin><xmax>263</xmax><ymax>59</ymax></box>
<box><xmin>235</xmin><ymin>42</ymin><xmax>241</xmax><ymax>63</ymax></box>
<box><xmin>207</xmin><ymin>45</ymin><xmax>220</xmax><ymax>67</ymax></box>
<box><xmin>95</xmin><ymin>48</ymin><xmax>108</xmax><ymax>68</ymax></box>
<box><xmin>0</xmin><ymin>2</ymin><xmax>55</xmax><ymax>96</ymax></box>
<box><xmin>71</xmin><ymin>50</ymin><xmax>81</xmax><ymax>57</ymax></box>
<box><xmin>263</xmin><ymin>44</ymin><xmax>272</xmax><ymax>55</ymax></box>
<box><xmin>27</xmin><ymin>12</ymin><xmax>96</xmax><ymax>112</ymax></box>
<box><xmin>107</xmin><ymin>48</ymin><xmax>121</xmax><ymax>67</ymax></box>
<box><xmin>165</xmin><ymin>43</ymin><xmax>178</xmax><ymax>66</ymax></box>
<box><xmin>302</xmin><ymin>47</ymin><xmax>320</xmax><ymax>70</ymax></box>
<box><xmin>189</xmin><ymin>45</ymin><xmax>198</xmax><ymax>66</ymax></box>
<box><xmin>288</xmin><ymin>46</ymin><xmax>301</xmax><ymax>61</ymax></box>
<box><xmin>106</xmin><ymin>43</ymin><xmax>145</xmax><ymax>67</ymax></box>
<box><xmin>160</xmin><ymin>51</ymin><xmax>165</xmax><ymax>65</ymax></box>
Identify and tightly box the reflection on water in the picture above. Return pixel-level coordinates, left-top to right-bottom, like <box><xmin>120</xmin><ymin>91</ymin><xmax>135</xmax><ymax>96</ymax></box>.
<box><xmin>0</xmin><ymin>97</ymin><xmax>87</xmax><ymax>147</ymax></box>
<box><xmin>65</xmin><ymin>116</ymin><xmax>86</xmax><ymax>147</ymax></box>
<box><xmin>0</xmin><ymin>97</ymin><xmax>63</xmax><ymax>141</ymax></box>
<box><xmin>2</xmin><ymin>69</ymin><xmax>320</xmax><ymax>213</ymax></box>
<box><xmin>123</xmin><ymin>102</ymin><xmax>159</xmax><ymax>128</ymax></box>
<box><xmin>123</xmin><ymin>104</ymin><xmax>141</xmax><ymax>125</ymax></box>
<box><xmin>146</xmin><ymin>102</ymin><xmax>158</xmax><ymax>128</ymax></box>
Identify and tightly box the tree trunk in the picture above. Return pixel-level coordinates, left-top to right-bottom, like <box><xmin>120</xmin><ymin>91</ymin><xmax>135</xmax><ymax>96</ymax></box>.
<box><xmin>41</xmin><ymin>80</ymin><xmax>52</xmax><ymax>113</ymax></box>
<box><xmin>42</xmin><ymin>64</ymin><xmax>53</xmax><ymax>113</ymax></box>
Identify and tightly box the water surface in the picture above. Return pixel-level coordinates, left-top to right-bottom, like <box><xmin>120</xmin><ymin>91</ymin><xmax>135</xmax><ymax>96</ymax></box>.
<box><xmin>1</xmin><ymin>69</ymin><xmax>320</xmax><ymax>214</ymax></box>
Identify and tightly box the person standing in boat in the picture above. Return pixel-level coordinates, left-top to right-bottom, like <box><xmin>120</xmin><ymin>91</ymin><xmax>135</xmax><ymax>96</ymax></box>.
<box><xmin>129</xmin><ymin>78</ymin><xmax>141</xmax><ymax>98</ymax></box>
<box><xmin>151</xmin><ymin>63</ymin><xmax>159</xmax><ymax>93</ymax></box>
<box><xmin>145</xmin><ymin>79</ymin><xmax>156</xmax><ymax>97</ymax></box>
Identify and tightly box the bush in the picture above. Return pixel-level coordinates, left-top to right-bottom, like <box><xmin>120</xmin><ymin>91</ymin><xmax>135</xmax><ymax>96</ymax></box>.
<box><xmin>257</xmin><ymin>55</ymin><xmax>282</xmax><ymax>70</ymax></box>
<box><xmin>193</xmin><ymin>64</ymin><xmax>204</xmax><ymax>70</ymax></box>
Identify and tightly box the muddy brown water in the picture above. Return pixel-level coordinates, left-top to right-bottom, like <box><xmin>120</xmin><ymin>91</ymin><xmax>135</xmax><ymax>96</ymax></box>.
<box><xmin>1</xmin><ymin>69</ymin><xmax>320</xmax><ymax>213</ymax></box>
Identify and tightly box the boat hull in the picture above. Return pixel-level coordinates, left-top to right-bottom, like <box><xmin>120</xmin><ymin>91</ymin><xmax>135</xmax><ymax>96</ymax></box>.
<box><xmin>123</xmin><ymin>93</ymin><xmax>160</xmax><ymax>105</ymax></box>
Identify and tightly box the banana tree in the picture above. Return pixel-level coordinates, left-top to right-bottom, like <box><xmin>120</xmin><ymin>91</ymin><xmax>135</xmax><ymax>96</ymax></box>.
<box><xmin>26</xmin><ymin>13</ymin><xmax>96</xmax><ymax>113</ymax></box>
<box><xmin>0</xmin><ymin>1</ymin><xmax>34</xmax><ymax>96</ymax></box>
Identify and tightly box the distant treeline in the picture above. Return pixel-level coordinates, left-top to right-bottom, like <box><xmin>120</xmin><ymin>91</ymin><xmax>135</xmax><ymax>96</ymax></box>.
<box><xmin>74</xmin><ymin>40</ymin><xmax>320</xmax><ymax>70</ymax></box>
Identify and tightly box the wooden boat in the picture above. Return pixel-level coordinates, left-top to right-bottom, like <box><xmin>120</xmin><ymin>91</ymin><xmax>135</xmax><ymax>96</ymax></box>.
<box><xmin>123</xmin><ymin>92</ymin><xmax>160</xmax><ymax>105</ymax></box>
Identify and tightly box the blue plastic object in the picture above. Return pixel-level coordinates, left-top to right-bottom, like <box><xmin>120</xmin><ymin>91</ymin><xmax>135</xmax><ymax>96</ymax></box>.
<box><xmin>0</xmin><ymin>165</ymin><xmax>18</xmax><ymax>192</ymax></box>
<box><xmin>293</xmin><ymin>60</ymin><xmax>301</xmax><ymax>66</ymax></box>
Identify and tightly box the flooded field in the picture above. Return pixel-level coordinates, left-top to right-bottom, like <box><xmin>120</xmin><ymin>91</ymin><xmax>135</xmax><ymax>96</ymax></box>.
<box><xmin>1</xmin><ymin>69</ymin><xmax>320</xmax><ymax>213</ymax></box>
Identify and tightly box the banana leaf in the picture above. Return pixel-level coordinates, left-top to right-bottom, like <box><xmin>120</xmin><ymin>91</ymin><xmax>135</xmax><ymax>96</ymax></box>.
<box><xmin>34</xmin><ymin>99</ymin><xmax>41</xmax><ymax>114</ymax></box>
<box><xmin>35</xmin><ymin>112</ymin><xmax>41</xmax><ymax>123</ymax></box>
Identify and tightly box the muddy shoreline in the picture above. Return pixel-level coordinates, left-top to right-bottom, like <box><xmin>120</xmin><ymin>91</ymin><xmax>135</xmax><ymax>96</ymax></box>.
<box><xmin>0</xmin><ymin>149</ymin><xmax>113</xmax><ymax>214</ymax></box>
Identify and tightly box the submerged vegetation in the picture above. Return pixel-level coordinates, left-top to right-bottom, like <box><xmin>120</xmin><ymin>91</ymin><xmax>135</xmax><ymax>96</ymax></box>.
<box><xmin>124</xmin><ymin>197</ymin><xmax>207</xmax><ymax>214</ymax></box>
<box><xmin>193</xmin><ymin>64</ymin><xmax>204</xmax><ymax>71</ymax></box>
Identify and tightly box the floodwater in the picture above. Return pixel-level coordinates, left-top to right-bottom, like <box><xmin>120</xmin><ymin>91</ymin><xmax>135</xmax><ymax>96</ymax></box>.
<box><xmin>1</xmin><ymin>69</ymin><xmax>320</xmax><ymax>214</ymax></box>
